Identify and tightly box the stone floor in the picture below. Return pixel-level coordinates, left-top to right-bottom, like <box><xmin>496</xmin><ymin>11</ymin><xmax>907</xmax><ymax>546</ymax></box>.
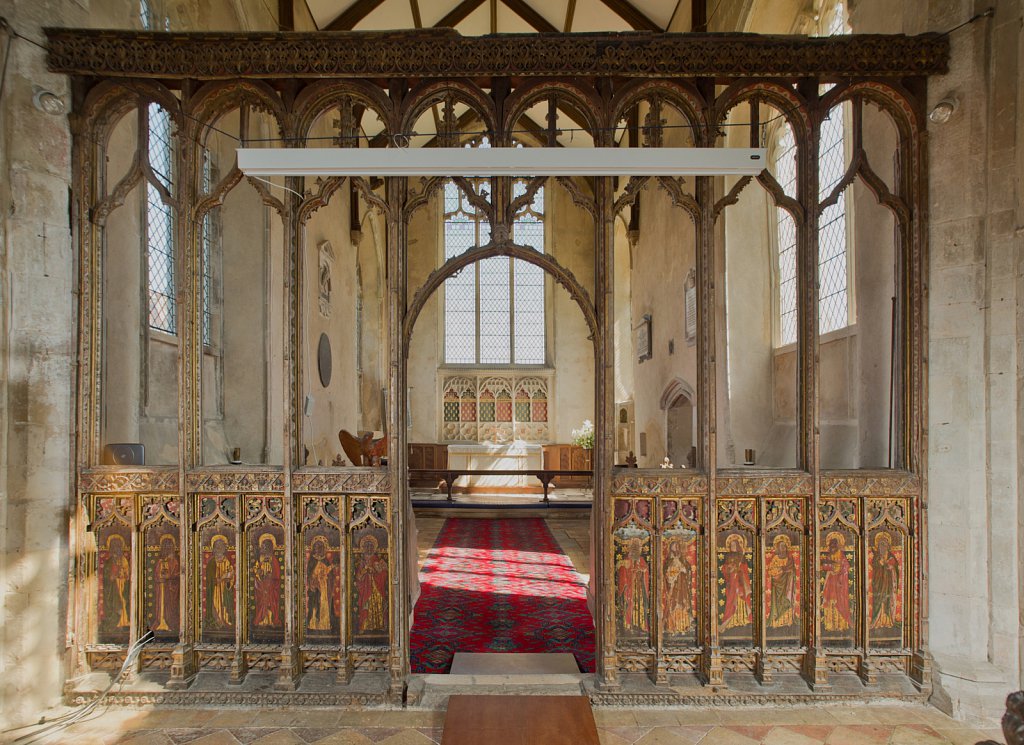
<box><xmin>20</xmin><ymin>703</ymin><xmax>1005</xmax><ymax>744</ymax></box>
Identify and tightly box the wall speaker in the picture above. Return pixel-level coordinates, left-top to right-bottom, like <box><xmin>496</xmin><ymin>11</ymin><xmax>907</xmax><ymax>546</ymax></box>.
<box><xmin>102</xmin><ymin>443</ymin><xmax>145</xmax><ymax>466</ymax></box>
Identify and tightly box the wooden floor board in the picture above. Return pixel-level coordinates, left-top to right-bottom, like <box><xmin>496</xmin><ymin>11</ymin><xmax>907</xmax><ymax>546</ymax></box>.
<box><xmin>441</xmin><ymin>694</ymin><xmax>599</xmax><ymax>745</ymax></box>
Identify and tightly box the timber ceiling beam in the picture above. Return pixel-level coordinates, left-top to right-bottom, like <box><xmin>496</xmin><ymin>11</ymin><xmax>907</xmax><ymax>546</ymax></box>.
<box><xmin>324</xmin><ymin>0</ymin><xmax>386</xmax><ymax>30</ymax></box>
<box><xmin>278</xmin><ymin>0</ymin><xmax>294</xmax><ymax>31</ymax></box>
<box><xmin>44</xmin><ymin>29</ymin><xmax>950</xmax><ymax>79</ymax></box>
<box><xmin>435</xmin><ymin>0</ymin><xmax>486</xmax><ymax>27</ymax></box>
<box><xmin>598</xmin><ymin>0</ymin><xmax>661</xmax><ymax>31</ymax></box>
<box><xmin>501</xmin><ymin>0</ymin><xmax>558</xmax><ymax>33</ymax></box>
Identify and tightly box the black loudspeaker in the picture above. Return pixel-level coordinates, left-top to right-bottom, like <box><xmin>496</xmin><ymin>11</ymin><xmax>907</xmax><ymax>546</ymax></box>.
<box><xmin>102</xmin><ymin>443</ymin><xmax>146</xmax><ymax>466</ymax></box>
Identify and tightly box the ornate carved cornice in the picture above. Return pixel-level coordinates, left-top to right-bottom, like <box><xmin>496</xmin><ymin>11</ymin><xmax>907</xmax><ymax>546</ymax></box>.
<box><xmin>820</xmin><ymin>471</ymin><xmax>920</xmax><ymax>496</ymax></box>
<box><xmin>186</xmin><ymin>470</ymin><xmax>286</xmax><ymax>493</ymax></box>
<box><xmin>611</xmin><ymin>472</ymin><xmax>708</xmax><ymax>495</ymax></box>
<box><xmin>79</xmin><ymin>468</ymin><xmax>179</xmax><ymax>493</ymax></box>
<box><xmin>717</xmin><ymin>474</ymin><xmax>813</xmax><ymax>496</ymax></box>
<box><xmin>292</xmin><ymin>468</ymin><xmax>391</xmax><ymax>494</ymax></box>
<box><xmin>45</xmin><ymin>29</ymin><xmax>948</xmax><ymax>80</ymax></box>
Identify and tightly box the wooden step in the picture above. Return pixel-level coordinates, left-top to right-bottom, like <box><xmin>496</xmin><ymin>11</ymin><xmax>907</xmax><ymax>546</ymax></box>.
<box><xmin>441</xmin><ymin>694</ymin><xmax>599</xmax><ymax>745</ymax></box>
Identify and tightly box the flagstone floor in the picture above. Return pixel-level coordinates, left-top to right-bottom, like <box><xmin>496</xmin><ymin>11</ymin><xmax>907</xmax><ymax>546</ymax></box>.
<box><xmin>14</xmin><ymin>703</ymin><xmax>1004</xmax><ymax>745</ymax></box>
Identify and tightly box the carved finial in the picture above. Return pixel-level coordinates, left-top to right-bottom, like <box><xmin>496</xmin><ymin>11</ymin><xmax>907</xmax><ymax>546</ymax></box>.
<box><xmin>642</xmin><ymin>97</ymin><xmax>666</xmax><ymax>149</ymax></box>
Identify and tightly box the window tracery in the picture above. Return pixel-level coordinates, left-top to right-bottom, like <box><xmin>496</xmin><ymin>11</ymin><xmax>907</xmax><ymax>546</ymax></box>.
<box><xmin>442</xmin><ymin>138</ymin><xmax>546</xmax><ymax>365</ymax></box>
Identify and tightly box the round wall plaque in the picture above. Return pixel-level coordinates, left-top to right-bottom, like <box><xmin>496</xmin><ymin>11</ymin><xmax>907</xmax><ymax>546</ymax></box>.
<box><xmin>317</xmin><ymin>332</ymin><xmax>332</xmax><ymax>388</ymax></box>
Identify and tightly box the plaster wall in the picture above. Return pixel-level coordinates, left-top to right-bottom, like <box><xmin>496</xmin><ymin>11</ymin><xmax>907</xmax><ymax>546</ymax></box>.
<box><xmin>627</xmin><ymin>177</ymin><xmax>698</xmax><ymax>468</ymax></box>
<box><xmin>301</xmin><ymin>183</ymin><xmax>362</xmax><ymax>466</ymax></box>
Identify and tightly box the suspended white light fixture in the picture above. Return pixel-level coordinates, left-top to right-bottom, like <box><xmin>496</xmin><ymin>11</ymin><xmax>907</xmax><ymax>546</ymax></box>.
<box><xmin>236</xmin><ymin>146</ymin><xmax>766</xmax><ymax>177</ymax></box>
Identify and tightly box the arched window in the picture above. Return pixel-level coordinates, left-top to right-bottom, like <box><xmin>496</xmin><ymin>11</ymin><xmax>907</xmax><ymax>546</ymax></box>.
<box><xmin>200</xmin><ymin>148</ymin><xmax>216</xmax><ymax>346</ymax></box>
<box><xmin>443</xmin><ymin>139</ymin><xmax>546</xmax><ymax>365</ymax></box>
<box><xmin>146</xmin><ymin>102</ymin><xmax>176</xmax><ymax>334</ymax></box>
<box><xmin>817</xmin><ymin>4</ymin><xmax>851</xmax><ymax>336</ymax></box>
<box><xmin>774</xmin><ymin>2</ymin><xmax>851</xmax><ymax>346</ymax></box>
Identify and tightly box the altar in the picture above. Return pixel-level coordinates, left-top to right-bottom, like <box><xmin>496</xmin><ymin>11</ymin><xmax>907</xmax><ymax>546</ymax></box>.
<box><xmin>447</xmin><ymin>442</ymin><xmax>544</xmax><ymax>492</ymax></box>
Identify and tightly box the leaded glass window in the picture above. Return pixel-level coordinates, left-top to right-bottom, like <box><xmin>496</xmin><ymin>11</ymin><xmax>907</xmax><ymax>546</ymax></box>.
<box><xmin>775</xmin><ymin>2</ymin><xmax>851</xmax><ymax>347</ymax></box>
<box><xmin>817</xmin><ymin>5</ymin><xmax>851</xmax><ymax>336</ymax></box>
<box><xmin>200</xmin><ymin>148</ymin><xmax>215</xmax><ymax>347</ymax></box>
<box><xmin>146</xmin><ymin>102</ymin><xmax>176</xmax><ymax>335</ymax></box>
<box><xmin>774</xmin><ymin>125</ymin><xmax>798</xmax><ymax>346</ymax></box>
<box><xmin>442</xmin><ymin>140</ymin><xmax>546</xmax><ymax>365</ymax></box>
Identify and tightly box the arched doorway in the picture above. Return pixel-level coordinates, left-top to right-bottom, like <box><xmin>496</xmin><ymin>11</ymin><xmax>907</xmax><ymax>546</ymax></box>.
<box><xmin>661</xmin><ymin>378</ymin><xmax>696</xmax><ymax>468</ymax></box>
<box><xmin>400</xmin><ymin>240</ymin><xmax>600</xmax><ymax>676</ymax></box>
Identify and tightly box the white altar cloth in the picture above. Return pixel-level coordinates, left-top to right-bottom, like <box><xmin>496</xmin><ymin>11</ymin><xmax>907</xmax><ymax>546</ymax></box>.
<box><xmin>446</xmin><ymin>442</ymin><xmax>544</xmax><ymax>490</ymax></box>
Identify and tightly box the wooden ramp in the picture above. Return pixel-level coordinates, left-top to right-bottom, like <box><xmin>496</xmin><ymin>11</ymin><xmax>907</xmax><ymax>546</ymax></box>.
<box><xmin>441</xmin><ymin>695</ymin><xmax>599</xmax><ymax>745</ymax></box>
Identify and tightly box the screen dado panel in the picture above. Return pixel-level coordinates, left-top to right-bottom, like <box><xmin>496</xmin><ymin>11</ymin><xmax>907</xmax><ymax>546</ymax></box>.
<box><xmin>610</xmin><ymin>472</ymin><xmax>920</xmax><ymax>684</ymax></box>
<box><xmin>80</xmin><ymin>470</ymin><xmax>391</xmax><ymax>682</ymax></box>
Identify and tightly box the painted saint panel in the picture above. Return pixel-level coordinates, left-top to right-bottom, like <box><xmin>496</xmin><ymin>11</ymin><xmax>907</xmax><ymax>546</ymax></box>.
<box><xmin>661</xmin><ymin>495</ymin><xmax>699</xmax><ymax>646</ymax></box>
<box><xmin>248</xmin><ymin>525</ymin><xmax>286</xmax><ymax>643</ymax></box>
<box><xmin>764</xmin><ymin>531</ymin><xmax>801</xmax><ymax>645</ymax></box>
<box><xmin>350</xmin><ymin>524</ymin><xmax>389</xmax><ymax>642</ymax></box>
<box><xmin>717</xmin><ymin>529</ymin><xmax>754</xmax><ymax>645</ymax></box>
<box><xmin>661</xmin><ymin>532</ymin><xmax>697</xmax><ymax>644</ymax></box>
<box><xmin>200</xmin><ymin>527</ymin><xmax>236</xmax><ymax>643</ymax></box>
<box><xmin>613</xmin><ymin>498</ymin><xmax>652</xmax><ymax>641</ymax></box>
<box><xmin>820</xmin><ymin>528</ymin><xmax>858</xmax><ymax>646</ymax></box>
<box><xmin>97</xmin><ymin>524</ymin><xmax>132</xmax><ymax>644</ymax></box>
<box><xmin>303</xmin><ymin>525</ymin><xmax>342</xmax><ymax>643</ymax></box>
<box><xmin>143</xmin><ymin>524</ymin><xmax>180</xmax><ymax>640</ymax></box>
<box><xmin>868</xmin><ymin>528</ymin><xmax>904</xmax><ymax>647</ymax></box>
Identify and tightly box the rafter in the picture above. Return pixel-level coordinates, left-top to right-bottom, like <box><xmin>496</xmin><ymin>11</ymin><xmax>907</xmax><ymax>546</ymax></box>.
<box><xmin>563</xmin><ymin>0</ymin><xmax>576</xmax><ymax>31</ymax></box>
<box><xmin>434</xmin><ymin>0</ymin><xmax>486</xmax><ymax>27</ymax></box>
<box><xmin>597</xmin><ymin>0</ymin><xmax>661</xmax><ymax>31</ymax></box>
<box><xmin>324</xmin><ymin>0</ymin><xmax>386</xmax><ymax>31</ymax></box>
<box><xmin>501</xmin><ymin>0</ymin><xmax>558</xmax><ymax>32</ymax></box>
<box><xmin>278</xmin><ymin>0</ymin><xmax>294</xmax><ymax>31</ymax></box>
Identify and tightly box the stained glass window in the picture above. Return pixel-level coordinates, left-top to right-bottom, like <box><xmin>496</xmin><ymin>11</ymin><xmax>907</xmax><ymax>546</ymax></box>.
<box><xmin>442</xmin><ymin>140</ymin><xmax>545</xmax><ymax>365</ymax></box>
<box><xmin>146</xmin><ymin>103</ymin><xmax>176</xmax><ymax>335</ymax></box>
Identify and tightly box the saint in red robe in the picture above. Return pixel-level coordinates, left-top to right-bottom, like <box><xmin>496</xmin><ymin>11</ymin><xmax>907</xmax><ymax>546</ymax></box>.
<box><xmin>616</xmin><ymin>539</ymin><xmax>650</xmax><ymax>633</ymax></box>
<box><xmin>253</xmin><ymin>538</ymin><xmax>282</xmax><ymax>628</ymax></box>
<box><xmin>821</xmin><ymin>536</ymin><xmax>852</xmax><ymax>632</ymax></box>
<box><xmin>721</xmin><ymin>537</ymin><xmax>752</xmax><ymax>630</ymax></box>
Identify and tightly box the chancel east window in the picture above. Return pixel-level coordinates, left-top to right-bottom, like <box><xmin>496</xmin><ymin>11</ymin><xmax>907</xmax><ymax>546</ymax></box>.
<box><xmin>443</xmin><ymin>140</ymin><xmax>546</xmax><ymax>365</ymax></box>
<box><xmin>146</xmin><ymin>102</ymin><xmax>176</xmax><ymax>335</ymax></box>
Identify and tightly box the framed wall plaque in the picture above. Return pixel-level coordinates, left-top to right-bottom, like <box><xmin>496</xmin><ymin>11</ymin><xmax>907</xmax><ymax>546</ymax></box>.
<box><xmin>636</xmin><ymin>314</ymin><xmax>652</xmax><ymax>363</ymax></box>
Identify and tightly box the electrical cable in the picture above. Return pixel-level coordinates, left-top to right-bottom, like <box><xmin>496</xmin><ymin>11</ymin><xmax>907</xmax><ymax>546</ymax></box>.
<box><xmin>8</xmin><ymin>630</ymin><xmax>154</xmax><ymax>745</ymax></box>
<box><xmin>936</xmin><ymin>7</ymin><xmax>994</xmax><ymax>38</ymax></box>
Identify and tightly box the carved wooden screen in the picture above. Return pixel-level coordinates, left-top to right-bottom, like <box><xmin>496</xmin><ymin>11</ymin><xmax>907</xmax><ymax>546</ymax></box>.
<box><xmin>441</xmin><ymin>372</ymin><xmax>550</xmax><ymax>443</ymax></box>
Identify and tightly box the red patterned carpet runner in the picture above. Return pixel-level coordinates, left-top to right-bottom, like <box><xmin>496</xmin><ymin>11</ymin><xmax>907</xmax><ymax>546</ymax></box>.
<box><xmin>410</xmin><ymin>518</ymin><xmax>595</xmax><ymax>674</ymax></box>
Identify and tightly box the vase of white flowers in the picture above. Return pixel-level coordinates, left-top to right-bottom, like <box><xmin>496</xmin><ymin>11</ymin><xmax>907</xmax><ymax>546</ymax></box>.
<box><xmin>571</xmin><ymin>419</ymin><xmax>595</xmax><ymax>451</ymax></box>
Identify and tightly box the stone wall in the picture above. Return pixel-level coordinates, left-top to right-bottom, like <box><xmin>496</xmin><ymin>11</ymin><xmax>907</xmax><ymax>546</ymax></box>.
<box><xmin>0</xmin><ymin>0</ymin><xmax>278</xmax><ymax>729</ymax></box>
